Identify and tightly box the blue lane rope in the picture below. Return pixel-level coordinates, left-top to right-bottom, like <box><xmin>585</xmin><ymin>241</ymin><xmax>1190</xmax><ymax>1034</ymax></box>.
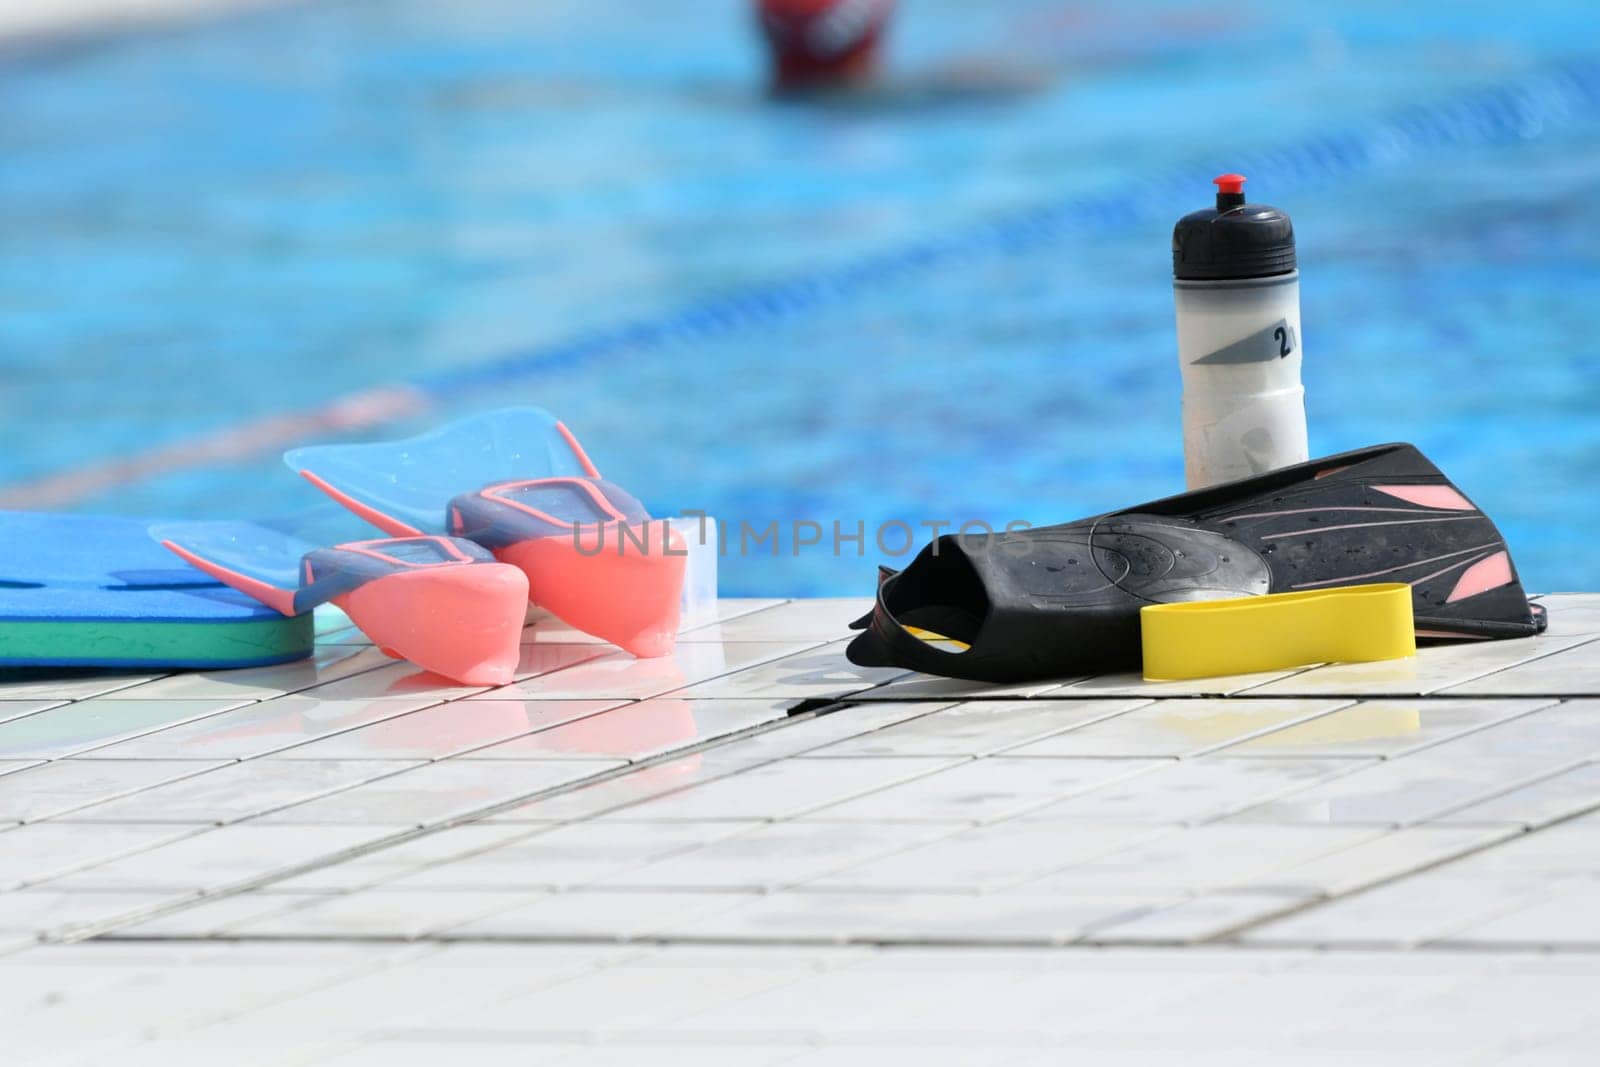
<box><xmin>420</xmin><ymin>59</ymin><xmax>1600</xmax><ymax>400</ymax></box>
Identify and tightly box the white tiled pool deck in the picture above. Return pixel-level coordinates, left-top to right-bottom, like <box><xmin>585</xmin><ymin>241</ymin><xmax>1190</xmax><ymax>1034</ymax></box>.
<box><xmin>1</xmin><ymin>594</ymin><xmax>1598</xmax><ymax>1065</ymax></box>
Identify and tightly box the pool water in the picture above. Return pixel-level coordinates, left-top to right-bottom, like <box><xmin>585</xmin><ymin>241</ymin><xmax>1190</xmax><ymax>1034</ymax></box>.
<box><xmin>2</xmin><ymin>0</ymin><xmax>1596</xmax><ymax>596</ymax></box>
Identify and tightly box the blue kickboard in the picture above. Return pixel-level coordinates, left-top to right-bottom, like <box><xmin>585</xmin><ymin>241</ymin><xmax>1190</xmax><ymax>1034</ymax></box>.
<box><xmin>0</xmin><ymin>511</ymin><xmax>313</xmax><ymax>669</ymax></box>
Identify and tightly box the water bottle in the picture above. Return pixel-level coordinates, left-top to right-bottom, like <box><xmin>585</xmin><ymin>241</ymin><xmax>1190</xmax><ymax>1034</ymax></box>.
<box><xmin>1172</xmin><ymin>174</ymin><xmax>1307</xmax><ymax>489</ymax></box>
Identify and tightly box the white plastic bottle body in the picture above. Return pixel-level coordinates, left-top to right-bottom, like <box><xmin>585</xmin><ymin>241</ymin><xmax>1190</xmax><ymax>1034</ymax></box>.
<box><xmin>1174</xmin><ymin>270</ymin><xmax>1307</xmax><ymax>489</ymax></box>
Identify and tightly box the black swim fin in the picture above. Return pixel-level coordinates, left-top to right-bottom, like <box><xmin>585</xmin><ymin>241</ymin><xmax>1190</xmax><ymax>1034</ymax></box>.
<box><xmin>846</xmin><ymin>443</ymin><xmax>1547</xmax><ymax>683</ymax></box>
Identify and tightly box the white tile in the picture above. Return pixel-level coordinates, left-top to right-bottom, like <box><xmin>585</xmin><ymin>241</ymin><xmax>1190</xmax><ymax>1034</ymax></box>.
<box><xmin>264</xmin><ymin>698</ymin><xmax>626</xmax><ymax>760</ymax></box>
<box><xmin>664</xmin><ymin>598</ymin><xmax>792</xmax><ymax>642</ymax></box>
<box><xmin>1531</xmin><ymin>594</ymin><xmax>1600</xmax><ymax>637</ymax></box>
<box><xmin>0</xmin><ymin>697</ymin><xmax>254</xmax><ymax>758</ymax></box>
<box><xmin>601</xmin><ymin>756</ymin><xmax>962</xmax><ymax>822</ymax></box>
<box><xmin>1442</xmin><ymin>640</ymin><xmax>1600</xmax><ymax>695</ymax></box>
<box><xmin>0</xmin><ymin>889</ymin><xmax>186</xmax><ymax>937</ymax></box>
<box><xmin>670</xmin><ymin>640</ymin><xmax>907</xmax><ymax>699</ymax></box>
<box><xmin>1240</xmin><ymin>872</ymin><xmax>1570</xmax><ymax>947</ymax></box>
<box><xmin>104</xmin><ymin>890</ymin><xmax>333</xmax><ymax>938</ymax></box>
<box><xmin>61</xmin><ymin>759</ymin><xmax>421</xmax><ymax>824</ymax></box>
<box><xmin>478</xmin><ymin>753</ymin><xmax>738</xmax><ymax>824</ymax></box>
<box><xmin>1020</xmin><ymin>825</ymin><xmax>1382</xmax><ymax>894</ymax></box>
<box><xmin>292</xmin><ymin>662</ymin><xmax>495</xmax><ymax>702</ymax></box>
<box><xmin>1226</xmin><ymin>697</ymin><xmax>1556</xmax><ymax>758</ymax></box>
<box><xmin>225</xmin><ymin>888</ymin><xmax>543</xmax><ymax>939</ymax></box>
<box><xmin>0</xmin><ymin>758</ymin><xmax>231</xmax><ymax>822</ymax></box>
<box><xmin>1236</xmin><ymin>634</ymin><xmax>1592</xmax><ymax>697</ymax></box>
<box><xmin>384</xmin><ymin>820</ymin><xmax>762</xmax><ymax>891</ymax></box>
<box><xmin>0</xmin><ymin>822</ymin><xmax>204</xmax><ymax>890</ymax></box>
<box><xmin>43</xmin><ymin>824</ymin><xmax>401</xmax><ymax>892</ymax></box>
<box><xmin>1436</xmin><ymin>761</ymin><xmax>1600</xmax><ymax>827</ymax></box>
<box><xmin>1228</xmin><ymin>755</ymin><xmax>1566</xmax><ymax>826</ymax></box>
<box><xmin>459</xmin><ymin>697</ymin><xmax>794</xmax><ymax>762</ymax></box>
<box><xmin>813</xmin><ymin>699</ymin><xmax>1148</xmax><ymax>757</ymax></box>
<box><xmin>446</xmin><ymin>889</ymin><xmax>748</xmax><ymax>941</ymax></box>
<box><xmin>254</xmin><ymin>759</ymin><xmax>624</xmax><ymax>826</ymax></box>
<box><xmin>0</xmin><ymin>700</ymin><xmax>66</xmax><ymax>725</ymax></box>
<box><xmin>267</xmin><ymin>823</ymin><xmax>543</xmax><ymax>891</ymax></box>
<box><xmin>75</xmin><ymin>694</ymin><xmax>446</xmax><ymax>760</ymax></box>
<box><xmin>802</xmin><ymin>822</ymin><xmax>1174</xmax><ymax>893</ymax></box>
<box><xmin>594</xmin><ymin>821</ymin><xmax>958</xmax><ymax>891</ymax></box>
<box><xmin>497</xmin><ymin>641</ymin><xmax>821</xmax><ymax>701</ymax></box>
<box><xmin>1433</xmin><ymin>823</ymin><xmax>1600</xmax><ymax>880</ymax></box>
<box><xmin>1007</xmin><ymin>699</ymin><xmax>1349</xmax><ymax>758</ymax></box>
<box><xmin>651</xmin><ymin>891</ymin><xmax>1169</xmax><ymax>946</ymax></box>
<box><xmin>0</xmin><ymin>672</ymin><xmax>158</xmax><ymax>702</ymax></box>
<box><xmin>1046</xmin><ymin>667</ymin><xmax>1313</xmax><ymax>699</ymax></box>
<box><xmin>1083</xmin><ymin>891</ymin><xmax>1315</xmax><ymax>945</ymax></box>
<box><xmin>683</xmin><ymin>599</ymin><xmax>866</xmax><ymax>642</ymax></box>
<box><xmin>1237</xmin><ymin>825</ymin><xmax>1517</xmax><ymax>895</ymax></box>
<box><xmin>503</xmin><ymin>641</ymin><xmax>619</xmax><ymax>679</ymax></box>
<box><xmin>105</xmin><ymin>645</ymin><xmax>391</xmax><ymax>701</ymax></box>
<box><xmin>853</xmin><ymin>672</ymin><xmax>1081</xmax><ymax>701</ymax></box>
<box><xmin>1441</xmin><ymin>883</ymin><xmax>1600</xmax><ymax>947</ymax></box>
<box><xmin>806</xmin><ymin>756</ymin><xmax>1165</xmax><ymax>824</ymax></box>
<box><xmin>1017</xmin><ymin>758</ymin><xmax>1362</xmax><ymax>824</ymax></box>
<box><xmin>1410</xmin><ymin>699</ymin><xmax>1600</xmax><ymax>762</ymax></box>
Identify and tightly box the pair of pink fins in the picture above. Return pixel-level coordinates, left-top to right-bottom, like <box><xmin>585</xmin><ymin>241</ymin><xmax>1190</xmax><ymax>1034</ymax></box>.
<box><xmin>158</xmin><ymin>409</ymin><xmax>686</xmax><ymax>685</ymax></box>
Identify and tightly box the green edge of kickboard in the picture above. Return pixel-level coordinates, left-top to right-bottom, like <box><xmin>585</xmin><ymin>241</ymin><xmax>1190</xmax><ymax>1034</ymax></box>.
<box><xmin>0</xmin><ymin>613</ymin><xmax>314</xmax><ymax>669</ymax></box>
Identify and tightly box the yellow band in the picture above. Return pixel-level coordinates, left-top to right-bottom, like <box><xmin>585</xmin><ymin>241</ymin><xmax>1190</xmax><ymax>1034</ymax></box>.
<box><xmin>1140</xmin><ymin>582</ymin><xmax>1416</xmax><ymax>681</ymax></box>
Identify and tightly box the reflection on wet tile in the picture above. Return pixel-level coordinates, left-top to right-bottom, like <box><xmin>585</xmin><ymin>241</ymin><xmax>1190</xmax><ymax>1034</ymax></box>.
<box><xmin>104</xmin><ymin>645</ymin><xmax>390</xmax><ymax>701</ymax></box>
<box><xmin>0</xmin><ymin>758</ymin><xmax>231</xmax><ymax>822</ymax></box>
<box><xmin>0</xmin><ymin>697</ymin><xmax>253</xmax><ymax>759</ymax></box>
<box><xmin>506</xmin><ymin>643</ymin><xmax>615</xmax><ymax>680</ymax></box>
<box><xmin>814</xmin><ymin>699</ymin><xmax>1148</xmax><ymax>757</ymax></box>
<box><xmin>498</xmin><ymin>641</ymin><xmax>819</xmax><ymax>701</ymax></box>
<box><xmin>265</xmin><ymin>699</ymin><xmax>626</xmax><ymax>760</ymax></box>
<box><xmin>671</xmin><ymin>640</ymin><xmax>906</xmax><ymax>699</ymax></box>
<box><xmin>60</xmin><ymin>759</ymin><xmax>420</xmax><ymax>824</ymax></box>
<box><xmin>1408</xmin><ymin>699</ymin><xmax>1600</xmax><ymax>762</ymax></box>
<box><xmin>79</xmin><ymin>695</ymin><xmax>444</xmax><ymax>760</ymax></box>
<box><xmin>1020</xmin><ymin>758</ymin><xmax>1363</xmax><ymax>824</ymax></box>
<box><xmin>389</xmin><ymin>820</ymin><xmax>763</xmax><ymax>891</ymax></box>
<box><xmin>669</xmin><ymin>599</ymin><xmax>792</xmax><ymax>643</ymax></box>
<box><xmin>1236</xmin><ymin>635</ymin><xmax>1592</xmax><ymax>697</ymax></box>
<box><xmin>461</xmin><ymin>698</ymin><xmax>793</xmax><ymax>762</ymax></box>
<box><xmin>1008</xmin><ymin>699</ymin><xmax>1348</xmax><ymax>758</ymax></box>
<box><xmin>1227</xmin><ymin>698</ymin><xmax>1555</xmax><ymax>759</ymax></box>
<box><xmin>294</xmin><ymin>662</ymin><xmax>495</xmax><ymax>702</ymax></box>
<box><xmin>255</xmin><ymin>759</ymin><xmax>623</xmax><ymax>826</ymax></box>
<box><xmin>808</xmin><ymin>757</ymin><xmax>1164</xmax><ymax>823</ymax></box>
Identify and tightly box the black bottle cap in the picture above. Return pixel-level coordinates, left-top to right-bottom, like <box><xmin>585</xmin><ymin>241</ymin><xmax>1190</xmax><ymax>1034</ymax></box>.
<box><xmin>1172</xmin><ymin>174</ymin><xmax>1297</xmax><ymax>281</ymax></box>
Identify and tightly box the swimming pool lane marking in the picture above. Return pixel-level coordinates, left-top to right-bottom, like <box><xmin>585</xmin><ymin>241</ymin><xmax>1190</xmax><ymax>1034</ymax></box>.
<box><xmin>4</xmin><ymin>58</ymin><xmax>1598</xmax><ymax>511</ymax></box>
